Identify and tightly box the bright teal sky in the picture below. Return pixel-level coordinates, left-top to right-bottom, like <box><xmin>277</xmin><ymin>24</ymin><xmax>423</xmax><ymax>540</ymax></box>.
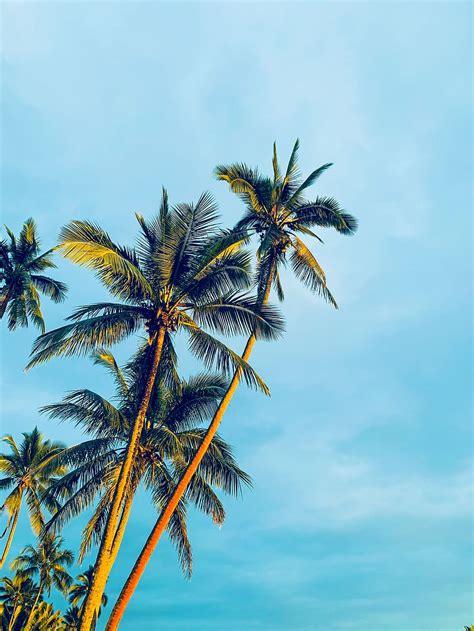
<box><xmin>0</xmin><ymin>2</ymin><xmax>472</xmax><ymax>630</ymax></box>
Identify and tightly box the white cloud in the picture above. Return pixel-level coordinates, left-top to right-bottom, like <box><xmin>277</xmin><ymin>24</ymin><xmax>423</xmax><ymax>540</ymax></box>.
<box><xmin>246</xmin><ymin>422</ymin><xmax>472</xmax><ymax>529</ymax></box>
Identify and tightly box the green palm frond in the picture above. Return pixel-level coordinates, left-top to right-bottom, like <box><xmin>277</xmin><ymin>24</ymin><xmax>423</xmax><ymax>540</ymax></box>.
<box><xmin>26</xmin><ymin>312</ymin><xmax>143</xmax><ymax>369</ymax></box>
<box><xmin>191</xmin><ymin>292</ymin><xmax>285</xmax><ymax>340</ymax></box>
<box><xmin>184</xmin><ymin>321</ymin><xmax>269</xmax><ymax>394</ymax></box>
<box><xmin>30</xmin><ymin>275</ymin><xmax>67</xmax><ymax>303</ymax></box>
<box><xmin>289</xmin><ymin>236</ymin><xmax>338</xmax><ymax>307</ymax></box>
<box><xmin>58</xmin><ymin>220</ymin><xmax>153</xmax><ymax>301</ymax></box>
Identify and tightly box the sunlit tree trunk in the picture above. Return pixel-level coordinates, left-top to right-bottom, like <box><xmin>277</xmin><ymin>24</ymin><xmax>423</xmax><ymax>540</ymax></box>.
<box><xmin>0</xmin><ymin>507</ymin><xmax>20</xmax><ymax>569</ymax></box>
<box><xmin>24</xmin><ymin>578</ymin><xmax>43</xmax><ymax>631</ymax></box>
<box><xmin>109</xmin><ymin>490</ymin><xmax>135</xmax><ymax>567</ymax></box>
<box><xmin>79</xmin><ymin>326</ymin><xmax>166</xmax><ymax>631</ymax></box>
<box><xmin>105</xmin><ymin>265</ymin><xmax>276</xmax><ymax>630</ymax></box>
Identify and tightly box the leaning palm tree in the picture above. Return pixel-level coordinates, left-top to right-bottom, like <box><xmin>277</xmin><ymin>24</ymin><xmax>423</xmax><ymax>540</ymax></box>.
<box><xmin>0</xmin><ymin>218</ymin><xmax>67</xmax><ymax>331</ymax></box>
<box><xmin>0</xmin><ymin>429</ymin><xmax>66</xmax><ymax>568</ymax></box>
<box><xmin>27</xmin><ymin>191</ymin><xmax>280</xmax><ymax>630</ymax></box>
<box><xmin>105</xmin><ymin>140</ymin><xmax>357</xmax><ymax>629</ymax></box>
<box><xmin>11</xmin><ymin>534</ymin><xmax>73</xmax><ymax>630</ymax></box>
<box><xmin>41</xmin><ymin>346</ymin><xmax>250</xmax><ymax>580</ymax></box>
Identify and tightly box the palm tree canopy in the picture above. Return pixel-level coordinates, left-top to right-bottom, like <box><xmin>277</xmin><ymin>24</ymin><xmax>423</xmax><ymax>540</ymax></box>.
<box><xmin>41</xmin><ymin>346</ymin><xmax>252</xmax><ymax>576</ymax></box>
<box><xmin>11</xmin><ymin>533</ymin><xmax>73</xmax><ymax>597</ymax></box>
<box><xmin>0</xmin><ymin>218</ymin><xmax>67</xmax><ymax>331</ymax></box>
<box><xmin>215</xmin><ymin>139</ymin><xmax>358</xmax><ymax>306</ymax></box>
<box><xmin>0</xmin><ymin>573</ymin><xmax>37</xmax><ymax>609</ymax></box>
<box><xmin>0</xmin><ymin>428</ymin><xmax>67</xmax><ymax>535</ymax></box>
<box><xmin>26</xmin><ymin>192</ymin><xmax>284</xmax><ymax>393</ymax></box>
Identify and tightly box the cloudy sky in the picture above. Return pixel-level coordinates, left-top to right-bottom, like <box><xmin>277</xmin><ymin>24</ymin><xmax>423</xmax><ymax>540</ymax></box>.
<box><xmin>0</xmin><ymin>2</ymin><xmax>472</xmax><ymax>630</ymax></box>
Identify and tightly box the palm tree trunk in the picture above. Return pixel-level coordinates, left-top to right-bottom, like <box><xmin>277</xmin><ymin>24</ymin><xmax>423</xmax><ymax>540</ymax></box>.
<box><xmin>105</xmin><ymin>265</ymin><xmax>276</xmax><ymax>630</ymax></box>
<box><xmin>24</xmin><ymin>579</ymin><xmax>42</xmax><ymax>631</ymax></box>
<box><xmin>79</xmin><ymin>326</ymin><xmax>167</xmax><ymax>631</ymax></box>
<box><xmin>109</xmin><ymin>490</ymin><xmax>135</xmax><ymax>568</ymax></box>
<box><xmin>0</xmin><ymin>509</ymin><xmax>19</xmax><ymax>569</ymax></box>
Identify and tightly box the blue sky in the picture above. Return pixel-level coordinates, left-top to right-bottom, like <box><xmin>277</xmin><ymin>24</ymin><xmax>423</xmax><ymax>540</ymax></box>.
<box><xmin>0</xmin><ymin>1</ymin><xmax>472</xmax><ymax>629</ymax></box>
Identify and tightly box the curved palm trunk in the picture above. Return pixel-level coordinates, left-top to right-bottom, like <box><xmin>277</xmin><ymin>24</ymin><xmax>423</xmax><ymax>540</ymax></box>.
<box><xmin>8</xmin><ymin>602</ymin><xmax>21</xmax><ymax>631</ymax></box>
<box><xmin>0</xmin><ymin>508</ymin><xmax>20</xmax><ymax>569</ymax></box>
<box><xmin>105</xmin><ymin>267</ymin><xmax>275</xmax><ymax>630</ymax></box>
<box><xmin>79</xmin><ymin>326</ymin><xmax>166</xmax><ymax>631</ymax></box>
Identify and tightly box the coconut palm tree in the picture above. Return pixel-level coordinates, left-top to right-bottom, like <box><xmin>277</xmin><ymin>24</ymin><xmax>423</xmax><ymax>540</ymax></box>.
<box><xmin>0</xmin><ymin>429</ymin><xmax>66</xmax><ymax>568</ymax></box>
<box><xmin>10</xmin><ymin>534</ymin><xmax>73</xmax><ymax>630</ymax></box>
<box><xmin>0</xmin><ymin>573</ymin><xmax>37</xmax><ymax>630</ymax></box>
<box><xmin>27</xmin><ymin>190</ymin><xmax>281</xmax><ymax>630</ymax></box>
<box><xmin>63</xmin><ymin>606</ymin><xmax>81</xmax><ymax>630</ymax></box>
<box><xmin>25</xmin><ymin>602</ymin><xmax>64</xmax><ymax>631</ymax></box>
<box><xmin>0</xmin><ymin>218</ymin><xmax>67</xmax><ymax>331</ymax></box>
<box><xmin>105</xmin><ymin>140</ymin><xmax>358</xmax><ymax>629</ymax></box>
<box><xmin>67</xmin><ymin>566</ymin><xmax>107</xmax><ymax>629</ymax></box>
<box><xmin>69</xmin><ymin>566</ymin><xmax>108</xmax><ymax>618</ymax></box>
<box><xmin>41</xmin><ymin>345</ymin><xmax>251</xmax><ymax>579</ymax></box>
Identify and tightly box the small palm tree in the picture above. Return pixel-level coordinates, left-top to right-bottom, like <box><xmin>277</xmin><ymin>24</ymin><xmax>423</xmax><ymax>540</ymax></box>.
<box><xmin>68</xmin><ymin>566</ymin><xmax>107</xmax><ymax>623</ymax></box>
<box><xmin>0</xmin><ymin>573</ymin><xmax>37</xmax><ymax>630</ymax></box>
<box><xmin>0</xmin><ymin>218</ymin><xmax>67</xmax><ymax>331</ymax></box>
<box><xmin>63</xmin><ymin>605</ymin><xmax>81</xmax><ymax>630</ymax></box>
<box><xmin>63</xmin><ymin>605</ymin><xmax>81</xmax><ymax>631</ymax></box>
<box><xmin>105</xmin><ymin>141</ymin><xmax>358</xmax><ymax>629</ymax></box>
<box><xmin>42</xmin><ymin>345</ymin><xmax>251</xmax><ymax>577</ymax></box>
<box><xmin>27</xmin><ymin>190</ymin><xmax>281</xmax><ymax>630</ymax></box>
<box><xmin>10</xmin><ymin>534</ymin><xmax>73</xmax><ymax>630</ymax></box>
<box><xmin>26</xmin><ymin>601</ymin><xmax>64</xmax><ymax>631</ymax></box>
<box><xmin>0</xmin><ymin>429</ymin><xmax>66</xmax><ymax>568</ymax></box>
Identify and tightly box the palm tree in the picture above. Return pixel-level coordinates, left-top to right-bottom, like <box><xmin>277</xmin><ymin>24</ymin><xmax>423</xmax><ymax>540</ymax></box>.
<box><xmin>0</xmin><ymin>429</ymin><xmax>66</xmax><ymax>568</ymax></box>
<box><xmin>0</xmin><ymin>574</ymin><xmax>37</xmax><ymax>630</ymax></box>
<box><xmin>27</xmin><ymin>191</ymin><xmax>281</xmax><ymax>629</ymax></box>
<box><xmin>68</xmin><ymin>566</ymin><xmax>107</xmax><ymax>629</ymax></box>
<box><xmin>0</xmin><ymin>218</ymin><xmax>67</xmax><ymax>331</ymax></box>
<box><xmin>26</xmin><ymin>602</ymin><xmax>64</xmax><ymax>631</ymax></box>
<box><xmin>105</xmin><ymin>140</ymin><xmax>358</xmax><ymax>629</ymax></box>
<box><xmin>63</xmin><ymin>606</ymin><xmax>81</xmax><ymax>630</ymax></box>
<box><xmin>10</xmin><ymin>534</ymin><xmax>73</xmax><ymax>630</ymax></box>
<box><xmin>41</xmin><ymin>345</ymin><xmax>250</xmax><ymax>579</ymax></box>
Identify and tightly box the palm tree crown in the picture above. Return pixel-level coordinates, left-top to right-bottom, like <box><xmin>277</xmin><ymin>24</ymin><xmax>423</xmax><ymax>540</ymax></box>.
<box><xmin>11</xmin><ymin>534</ymin><xmax>74</xmax><ymax>598</ymax></box>
<box><xmin>0</xmin><ymin>429</ymin><xmax>66</xmax><ymax>568</ymax></box>
<box><xmin>215</xmin><ymin>139</ymin><xmax>358</xmax><ymax>306</ymax></box>
<box><xmin>42</xmin><ymin>345</ymin><xmax>252</xmax><ymax>576</ymax></box>
<box><xmin>27</xmin><ymin>191</ymin><xmax>283</xmax><ymax>389</ymax></box>
<box><xmin>0</xmin><ymin>218</ymin><xmax>67</xmax><ymax>331</ymax></box>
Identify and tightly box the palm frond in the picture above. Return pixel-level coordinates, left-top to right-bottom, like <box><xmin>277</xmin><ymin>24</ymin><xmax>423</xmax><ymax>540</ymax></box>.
<box><xmin>184</xmin><ymin>320</ymin><xmax>269</xmax><ymax>394</ymax></box>
<box><xmin>30</xmin><ymin>275</ymin><xmax>67</xmax><ymax>303</ymax></box>
<box><xmin>289</xmin><ymin>237</ymin><xmax>338</xmax><ymax>308</ymax></box>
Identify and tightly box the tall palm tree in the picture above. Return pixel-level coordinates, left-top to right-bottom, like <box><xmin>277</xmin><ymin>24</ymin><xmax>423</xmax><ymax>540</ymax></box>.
<box><xmin>41</xmin><ymin>345</ymin><xmax>251</xmax><ymax>577</ymax></box>
<box><xmin>105</xmin><ymin>140</ymin><xmax>358</xmax><ymax>629</ymax></box>
<box><xmin>11</xmin><ymin>534</ymin><xmax>73</xmax><ymax>630</ymax></box>
<box><xmin>0</xmin><ymin>429</ymin><xmax>66</xmax><ymax>568</ymax></box>
<box><xmin>27</xmin><ymin>191</ymin><xmax>281</xmax><ymax>629</ymax></box>
<box><xmin>0</xmin><ymin>218</ymin><xmax>67</xmax><ymax>331</ymax></box>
